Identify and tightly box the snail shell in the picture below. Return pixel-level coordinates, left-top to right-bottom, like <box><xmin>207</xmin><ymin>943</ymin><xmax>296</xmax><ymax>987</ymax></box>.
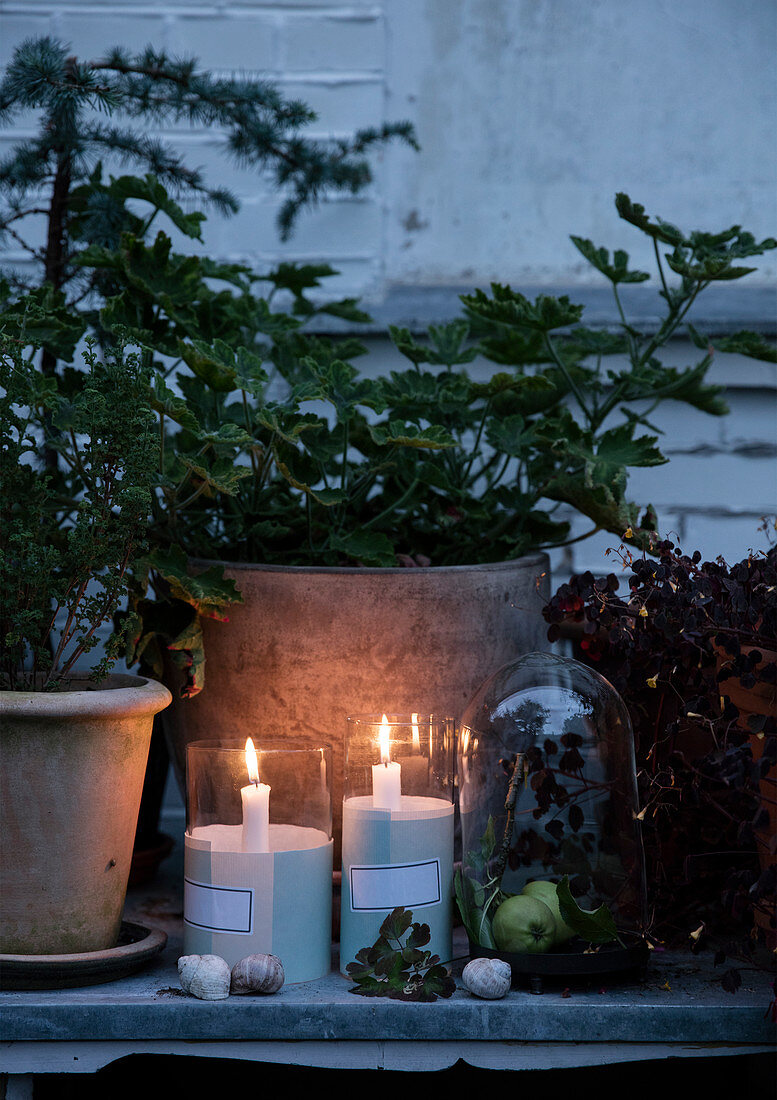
<box><xmin>230</xmin><ymin>953</ymin><xmax>285</xmax><ymax>995</ymax></box>
<box><xmin>462</xmin><ymin>957</ymin><xmax>512</xmax><ymax>999</ymax></box>
<box><xmin>177</xmin><ymin>954</ymin><xmax>231</xmax><ymax>1001</ymax></box>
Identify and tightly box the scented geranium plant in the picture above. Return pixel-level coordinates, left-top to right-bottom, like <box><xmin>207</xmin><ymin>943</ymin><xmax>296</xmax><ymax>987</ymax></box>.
<box><xmin>105</xmin><ymin>192</ymin><xmax>776</xmax><ymax>691</ymax></box>
<box><xmin>144</xmin><ymin>192</ymin><xmax>776</xmax><ymax>573</ymax></box>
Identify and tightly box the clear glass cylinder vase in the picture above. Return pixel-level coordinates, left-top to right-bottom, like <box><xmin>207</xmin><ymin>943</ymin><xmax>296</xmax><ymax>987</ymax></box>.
<box><xmin>339</xmin><ymin>714</ymin><xmax>455</xmax><ymax>973</ymax></box>
<box><xmin>184</xmin><ymin>740</ymin><xmax>332</xmax><ymax>983</ymax></box>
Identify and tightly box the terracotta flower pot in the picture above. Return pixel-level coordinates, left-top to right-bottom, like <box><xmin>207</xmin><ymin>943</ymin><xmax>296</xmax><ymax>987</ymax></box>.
<box><xmin>0</xmin><ymin>673</ymin><xmax>172</xmax><ymax>955</ymax></box>
<box><xmin>162</xmin><ymin>555</ymin><xmax>551</xmax><ymax>864</ymax></box>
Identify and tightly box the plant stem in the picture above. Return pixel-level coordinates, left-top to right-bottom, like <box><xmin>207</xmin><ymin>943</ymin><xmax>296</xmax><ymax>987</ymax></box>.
<box><xmin>462</xmin><ymin>398</ymin><xmax>491</xmax><ymax>486</ymax></box>
<box><xmin>492</xmin><ymin>753</ymin><xmax>525</xmax><ymax>886</ymax></box>
<box><xmin>542</xmin><ymin>332</ymin><xmax>591</xmax><ymax>422</ymax></box>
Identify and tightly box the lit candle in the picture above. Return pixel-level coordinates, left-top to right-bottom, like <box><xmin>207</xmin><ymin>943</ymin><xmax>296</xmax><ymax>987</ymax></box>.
<box><xmin>241</xmin><ymin>737</ymin><xmax>271</xmax><ymax>852</ymax></box>
<box><xmin>371</xmin><ymin>714</ymin><xmax>402</xmax><ymax>810</ymax></box>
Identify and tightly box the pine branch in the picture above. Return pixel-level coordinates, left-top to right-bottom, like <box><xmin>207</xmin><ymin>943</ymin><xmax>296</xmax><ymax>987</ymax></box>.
<box><xmin>0</xmin><ymin>34</ymin><xmax>417</xmax><ymax>279</ymax></box>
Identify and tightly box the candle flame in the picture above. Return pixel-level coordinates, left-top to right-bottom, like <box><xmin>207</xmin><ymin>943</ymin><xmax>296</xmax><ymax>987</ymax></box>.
<box><xmin>379</xmin><ymin>714</ymin><xmax>391</xmax><ymax>765</ymax></box>
<box><xmin>245</xmin><ymin>737</ymin><xmax>260</xmax><ymax>785</ymax></box>
<box><xmin>411</xmin><ymin>712</ymin><xmax>420</xmax><ymax>751</ymax></box>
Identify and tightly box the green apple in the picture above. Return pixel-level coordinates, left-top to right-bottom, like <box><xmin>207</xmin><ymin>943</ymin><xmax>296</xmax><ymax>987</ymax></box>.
<box><xmin>521</xmin><ymin>880</ymin><xmax>575</xmax><ymax>945</ymax></box>
<box><xmin>492</xmin><ymin>894</ymin><xmax>557</xmax><ymax>954</ymax></box>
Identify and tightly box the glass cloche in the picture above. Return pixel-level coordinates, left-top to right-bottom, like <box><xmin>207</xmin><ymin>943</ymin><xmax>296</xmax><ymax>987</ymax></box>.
<box><xmin>456</xmin><ymin>651</ymin><xmax>648</xmax><ymax>980</ymax></box>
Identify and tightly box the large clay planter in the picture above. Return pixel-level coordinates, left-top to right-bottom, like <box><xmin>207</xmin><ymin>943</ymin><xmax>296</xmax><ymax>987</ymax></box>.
<box><xmin>163</xmin><ymin>555</ymin><xmax>550</xmax><ymax>864</ymax></box>
<box><xmin>0</xmin><ymin>674</ymin><xmax>172</xmax><ymax>955</ymax></box>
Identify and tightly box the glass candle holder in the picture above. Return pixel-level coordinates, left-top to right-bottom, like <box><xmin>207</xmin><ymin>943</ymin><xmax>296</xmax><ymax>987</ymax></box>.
<box><xmin>184</xmin><ymin>740</ymin><xmax>333</xmax><ymax>983</ymax></box>
<box><xmin>339</xmin><ymin>714</ymin><xmax>455</xmax><ymax>974</ymax></box>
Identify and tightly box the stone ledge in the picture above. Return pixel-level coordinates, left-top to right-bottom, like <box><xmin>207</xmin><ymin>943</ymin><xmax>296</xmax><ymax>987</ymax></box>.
<box><xmin>0</xmin><ymin>837</ymin><xmax>773</xmax><ymax>1050</ymax></box>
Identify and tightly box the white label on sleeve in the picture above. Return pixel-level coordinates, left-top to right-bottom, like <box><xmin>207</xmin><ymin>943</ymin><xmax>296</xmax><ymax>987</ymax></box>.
<box><xmin>349</xmin><ymin>859</ymin><xmax>441</xmax><ymax>911</ymax></box>
<box><xmin>184</xmin><ymin>877</ymin><xmax>254</xmax><ymax>934</ymax></box>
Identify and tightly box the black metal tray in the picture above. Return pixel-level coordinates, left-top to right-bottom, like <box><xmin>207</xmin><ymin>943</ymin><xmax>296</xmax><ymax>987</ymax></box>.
<box><xmin>468</xmin><ymin>933</ymin><xmax>651</xmax><ymax>989</ymax></box>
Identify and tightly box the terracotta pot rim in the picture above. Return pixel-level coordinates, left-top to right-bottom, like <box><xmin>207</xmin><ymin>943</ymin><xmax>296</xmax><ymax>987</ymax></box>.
<box><xmin>0</xmin><ymin>672</ymin><xmax>172</xmax><ymax>720</ymax></box>
<box><xmin>190</xmin><ymin>552</ymin><xmax>549</xmax><ymax>577</ymax></box>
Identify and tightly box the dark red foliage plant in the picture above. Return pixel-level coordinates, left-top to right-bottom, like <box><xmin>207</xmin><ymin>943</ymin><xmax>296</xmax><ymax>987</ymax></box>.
<box><xmin>543</xmin><ymin>538</ymin><xmax>776</xmax><ymax>984</ymax></box>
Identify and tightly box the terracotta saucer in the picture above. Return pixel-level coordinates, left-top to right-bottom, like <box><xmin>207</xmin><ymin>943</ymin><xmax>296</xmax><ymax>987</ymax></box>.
<box><xmin>0</xmin><ymin>921</ymin><xmax>167</xmax><ymax>990</ymax></box>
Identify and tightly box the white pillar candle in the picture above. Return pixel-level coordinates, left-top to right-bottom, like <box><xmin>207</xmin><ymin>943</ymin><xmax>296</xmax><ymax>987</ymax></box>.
<box><xmin>371</xmin><ymin>714</ymin><xmax>402</xmax><ymax>811</ymax></box>
<box><xmin>241</xmin><ymin>737</ymin><xmax>271</xmax><ymax>852</ymax></box>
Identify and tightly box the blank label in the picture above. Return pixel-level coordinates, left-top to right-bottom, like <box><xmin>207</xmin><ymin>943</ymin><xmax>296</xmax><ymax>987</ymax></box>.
<box><xmin>349</xmin><ymin>859</ymin><xmax>441</xmax><ymax>911</ymax></box>
<box><xmin>184</xmin><ymin>878</ymin><xmax>253</xmax><ymax>933</ymax></box>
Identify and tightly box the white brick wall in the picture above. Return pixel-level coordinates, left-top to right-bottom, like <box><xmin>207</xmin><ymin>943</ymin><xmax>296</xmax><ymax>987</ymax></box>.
<box><xmin>2</xmin><ymin>1</ymin><xmax>775</xmax><ymax>289</ymax></box>
<box><xmin>0</xmin><ymin>0</ymin><xmax>391</xmax><ymax>292</ymax></box>
<box><xmin>1</xmin><ymin>0</ymin><xmax>775</xmax><ymax>578</ymax></box>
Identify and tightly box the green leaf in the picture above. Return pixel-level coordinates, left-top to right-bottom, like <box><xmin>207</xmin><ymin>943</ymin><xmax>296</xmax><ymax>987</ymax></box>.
<box><xmin>194</xmin><ymin>421</ymin><xmax>253</xmax><ymax>448</ymax></box>
<box><xmin>108</xmin><ymin>174</ymin><xmax>206</xmax><ymax>240</ymax></box>
<box><xmin>426</xmin><ymin>320</ymin><xmax>478</xmax><ymax>366</ymax></box>
<box><xmin>469</xmin><ymin>373</ymin><xmax>555</xmax><ymax>400</ymax></box>
<box><xmin>388</xmin><ymin>325</ymin><xmax>430</xmax><ymax>366</ymax></box>
<box><xmin>346</xmin><ymin>907</ymin><xmax>455</xmax><ymax>1001</ymax></box>
<box><xmin>248</xmin><ymin>518</ymin><xmax>292</xmax><ymax>541</ymax></box>
<box><xmin>406</xmin><ymin>922</ymin><xmax>432</xmax><ymax>950</ymax></box>
<box><xmin>614</xmin><ymin>193</ymin><xmax>686</xmax><ymax>246</ymax></box>
<box><xmin>541</xmin><ymin>469</ymin><xmax>654</xmax><ymax>548</ymax></box>
<box><xmin>570</xmin><ymin>236</ymin><xmax>650</xmax><ymax>284</ymax></box>
<box><xmin>454</xmin><ymin>868</ymin><xmax>489</xmax><ymax>945</ymax></box>
<box><xmin>0</xmin><ymin>286</ymin><xmax>86</xmax><ymax>360</ymax></box>
<box><xmin>328</xmin><ymin>529</ymin><xmax>396</xmax><ymax>566</ymax></box>
<box><xmin>257</xmin><ymin>406</ymin><xmax>325</xmax><ymax>444</ymax></box>
<box><xmin>664</xmin><ymin>250</ymin><xmax>756</xmax><ymax>282</ymax></box>
<box><xmin>200</xmin><ymin>257</ymin><xmax>254</xmax><ymax>293</ymax></box>
<box><xmin>179</xmin><ymin>338</ymin><xmax>241</xmax><ymax>393</ymax></box>
<box><xmin>472</xmin><ymin>328</ymin><xmax>552</xmax><ymax>367</ymax></box>
<box><xmin>367</xmin><ymin>420</ymin><xmax>458</xmax><ymax>450</ymax></box>
<box><xmin>164</xmin><ymin>614</ymin><xmax>207</xmax><ymax>697</ymax></box>
<box><xmin>461</xmin><ymin>285</ymin><xmax>584</xmax><ymax>333</ymax></box>
<box><xmin>619</xmin><ymin>356</ymin><xmax>728</xmax><ymax>416</ymax></box>
<box><xmin>314</xmin><ymin>357</ymin><xmax>386</xmax><ymax>417</ymax></box>
<box><xmin>593</xmin><ymin>421</ymin><xmax>666</xmax><ymax>472</ymax></box>
<box><xmin>273</xmin><ymin>450</ymin><xmax>347</xmax><ymax>505</ymax></box>
<box><xmin>380</xmin><ymin>907</ymin><xmax>413</xmax><ymax>942</ymax></box>
<box><xmin>144</xmin><ymin>546</ymin><xmax>242</xmax><ymax>617</ymax></box>
<box><xmin>566</xmin><ymin>328</ymin><xmax>629</xmax><ymax>357</ymax></box>
<box><xmin>267</xmin><ymin>261</ymin><xmax>339</xmax><ymax>296</ymax></box>
<box><xmin>715</xmin><ymin>330</ymin><xmax>777</xmax><ymax>364</ymax></box>
<box><xmin>555</xmin><ymin>875</ymin><xmax>620</xmax><ymax>944</ymax></box>
<box><xmin>306</xmin><ymin>297</ymin><xmax>373</xmax><ymax>325</ymax></box>
<box><xmin>150</xmin><ymin>373</ymin><xmax>200</xmax><ymax>432</ymax></box>
<box><xmin>455</xmin><ymin>817</ymin><xmax>500</xmax><ymax>948</ymax></box>
<box><xmin>486</xmin><ymin>414</ymin><xmax>534</xmax><ymax>458</ymax></box>
<box><xmin>178</xmin><ymin>453</ymin><xmax>252</xmax><ymax>495</ymax></box>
